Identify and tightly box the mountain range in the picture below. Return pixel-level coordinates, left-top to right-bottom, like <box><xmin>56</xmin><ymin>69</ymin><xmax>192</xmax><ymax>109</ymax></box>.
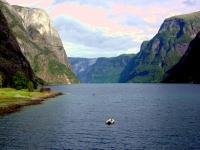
<box><xmin>69</xmin><ymin>54</ymin><xmax>135</xmax><ymax>83</ymax></box>
<box><xmin>0</xmin><ymin>0</ymin><xmax>200</xmax><ymax>84</ymax></box>
<box><xmin>70</xmin><ymin>11</ymin><xmax>200</xmax><ymax>83</ymax></box>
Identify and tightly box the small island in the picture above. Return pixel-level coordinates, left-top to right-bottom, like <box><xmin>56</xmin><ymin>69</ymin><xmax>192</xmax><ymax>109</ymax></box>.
<box><xmin>0</xmin><ymin>87</ymin><xmax>62</xmax><ymax>115</ymax></box>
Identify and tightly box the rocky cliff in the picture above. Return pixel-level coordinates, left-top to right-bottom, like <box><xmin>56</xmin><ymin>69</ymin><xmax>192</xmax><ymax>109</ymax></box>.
<box><xmin>120</xmin><ymin>11</ymin><xmax>200</xmax><ymax>83</ymax></box>
<box><xmin>69</xmin><ymin>54</ymin><xmax>135</xmax><ymax>83</ymax></box>
<box><xmin>0</xmin><ymin>0</ymin><xmax>79</xmax><ymax>84</ymax></box>
<box><xmin>0</xmin><ymin>8</ymin><xmax>34</xmax><ymax>86</ymax></box>
<box><xmin>163</xmin><ymin>31</ymin><xmax>200</xmax><ymax>83</ymax></box>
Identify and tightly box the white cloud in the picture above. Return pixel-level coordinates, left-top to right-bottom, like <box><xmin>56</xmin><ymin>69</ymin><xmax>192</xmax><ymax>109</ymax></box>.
<box><xmin>53</xmin><ymin>15</ymin><xmax>138</xmax><ymax>58</ymax></box>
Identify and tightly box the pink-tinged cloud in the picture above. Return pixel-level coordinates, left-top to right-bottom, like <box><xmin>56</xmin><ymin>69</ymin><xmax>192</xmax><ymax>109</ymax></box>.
<box><xmin>49</xmin><ymin>2</ymin><xmax>108</xmax><ymax>26</ymax></box>
<box><xmin>39</xmin><ymin>0</ymin><xmax>54</xmax><ymax>9</ymax></box>
<box><xmin>6</xmin><ymin>0</ymin><xmax>54</xmax><ymax>9</ymax></box>
<box><xmin>110</xmin><ymin>4</ymin><xmax>181</xmax><ymax>25</ymax></box>
<box><xmin>110</xmin><ymin>3</ymin><xmax>164</xmax><ymax>24</ymax></box>
<box><xmin>49</xmin><ymin>2</ymin><xmax>143</xmax><ymax>37</ymax></box>
<box><xmin>111</xmin><ymin>3</ymin><xmax>143</xmax><ymax>16</ymax></box>
<box><xmin>6</xmin><ymin>0</ymin><xmax>41</xmax><ymax>6</ymax></box>
<box><xmin>140</xmin><ymin>6</ymin><xmax>177</xmax><ymax>25</ymax></box>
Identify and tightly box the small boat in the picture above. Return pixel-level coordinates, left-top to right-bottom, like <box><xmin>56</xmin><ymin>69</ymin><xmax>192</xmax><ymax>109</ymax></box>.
<box><xmin>106</xmin><ymin>118</ymin><xmax>115</xmax><ymax>125</ymax></box>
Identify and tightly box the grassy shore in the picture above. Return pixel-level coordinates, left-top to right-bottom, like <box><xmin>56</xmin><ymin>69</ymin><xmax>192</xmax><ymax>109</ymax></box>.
<box><xmin>0</xmin><ymin>88</ymin><xmax>62</xmax><ymax>115</ymax></box>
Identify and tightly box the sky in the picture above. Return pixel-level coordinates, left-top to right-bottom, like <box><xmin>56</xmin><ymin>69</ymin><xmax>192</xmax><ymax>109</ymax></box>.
<box><xmin>6</xmin><ymin>0</ymin><xmax>200</xmax><ymax>58</ymax></box>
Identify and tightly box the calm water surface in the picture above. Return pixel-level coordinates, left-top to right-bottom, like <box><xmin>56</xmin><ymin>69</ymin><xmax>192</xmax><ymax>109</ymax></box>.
<box><xmin>0</xmin><ymin>84</ymin><xmax>200</xmax><ymax>149</ymax></box>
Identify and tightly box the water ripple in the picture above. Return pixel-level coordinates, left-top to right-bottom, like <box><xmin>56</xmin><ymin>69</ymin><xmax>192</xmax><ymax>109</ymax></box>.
<box><xmin>1</xmin><ymin>84</ymin><xmax>200</xmax><ymax>149</ymax></box>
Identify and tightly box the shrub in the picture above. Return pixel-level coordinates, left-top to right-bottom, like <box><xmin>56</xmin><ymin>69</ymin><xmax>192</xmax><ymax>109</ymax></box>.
<box><xmin>13</xmin><ymin>71</ymin><xmax>28</xmax><ymax>90</ymax></box>
<box><xmin>27</xmin><ymin>81</ymin><xmax>34</xmax><ymax>92</ymax></box>
<box><xmin>15</xmin><ymin>86</ymin><xmax>22</xmax><ymax>90</ymax></box>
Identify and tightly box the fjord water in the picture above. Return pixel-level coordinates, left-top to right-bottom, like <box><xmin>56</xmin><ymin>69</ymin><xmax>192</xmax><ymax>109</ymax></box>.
<box><xmin>0</xmin><ymin>84</ymin><xmax>200</xmax><ymax>149</ymax></box>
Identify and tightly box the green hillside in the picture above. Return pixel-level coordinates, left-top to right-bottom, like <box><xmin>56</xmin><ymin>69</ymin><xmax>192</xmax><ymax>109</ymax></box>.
<box><xmin>120</xmin><ymin>11</ymin><xmax>200</xmax><ymax>83</ymax></box>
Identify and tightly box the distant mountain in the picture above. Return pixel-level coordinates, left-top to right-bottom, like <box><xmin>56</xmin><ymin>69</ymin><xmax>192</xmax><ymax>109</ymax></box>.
<box><xmin>0</xmin><ymin>0</ymin><xmax>80</xmax><ymax>84</ymax></box>
<box><xmin>163</xmin><ymin>31</ymin><xmax>200</xmax><ymax>83</ymax></box>
<box><xmin>120</xmin><ymin>11</ymin><xmax>200</xmax><ymax>83</ymax></box>
<box><xmin>0</xmin><ymin>8</ymin><xmax>34</xmax><ymax>86</ymax></box>
<box><xmin>68</xmin><ymin>57</ymin><xmax>97</xmax><ymax>83</ymax></box>
<box><xmin>69</xmin><ymin>54</ymin><xmax>136</xmax><ymax>83</ymax></box>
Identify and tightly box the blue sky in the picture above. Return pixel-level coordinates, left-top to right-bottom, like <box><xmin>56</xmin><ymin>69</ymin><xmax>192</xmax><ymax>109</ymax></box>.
<box><xmin>7</xmin><ymin>0</ymin><xmax>200</xmax><ymax>58</ymax></box>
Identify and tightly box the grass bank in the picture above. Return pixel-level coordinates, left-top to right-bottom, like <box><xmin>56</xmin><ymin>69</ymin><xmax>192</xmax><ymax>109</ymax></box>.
<box><xmin>0</xmin><ymin>88</ymin><xmax>62</xmax><ymax>115</ymax></box>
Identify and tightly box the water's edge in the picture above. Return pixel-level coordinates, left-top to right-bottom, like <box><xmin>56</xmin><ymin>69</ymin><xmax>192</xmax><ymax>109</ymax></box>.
<box><xmin>0</xmin><ymin>91</ymin><xmax>62</xmax><ymax>116</ymax></box>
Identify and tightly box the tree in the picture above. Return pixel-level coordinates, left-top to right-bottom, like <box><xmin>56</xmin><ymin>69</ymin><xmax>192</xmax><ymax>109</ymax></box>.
<box><xmin>34</xmin><ymin>76</ymin><xmax>47</xmax><ymax>89</ymax></box>
<box><xmin>13</xmin><ymin>71</ymin><xmax>28</xmax><ymax>90</ymax></box>
<box><xmin>0</xmin><ymin>75</ymin><xmax>3</xmax><ymax>88</ymax></box>
<box><xmin>27</xmin><ymin>81</ymin><xmax>34</xmax><ymax>92</ymax></box>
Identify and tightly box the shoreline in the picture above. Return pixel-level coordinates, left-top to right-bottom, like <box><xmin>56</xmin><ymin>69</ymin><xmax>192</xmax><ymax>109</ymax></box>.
<box><xmin>0</xmin><ymin>91</ymin><xmax>63</xmax><ymax>116</ymax></box>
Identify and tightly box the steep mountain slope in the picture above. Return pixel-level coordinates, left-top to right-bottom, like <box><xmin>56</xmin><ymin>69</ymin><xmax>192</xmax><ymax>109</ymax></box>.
<box><xmin>0</xmin><ymin>8</ymin><xmax>34</xmax><ymax>86</ymax></box>
<box><xmin>120</xmin><ymin>11</ymin><xmax>200</xmax><ymax>83</ymax></box>
<box><xmin>69</xmin><ymin>54</ymin><xmax>135</xmax><ymax>83</ymax></box>
<box><xmin>163</xmin><ymin>31</ymin><xmax>200</xmax><ymax>83</ymax></box>
<box><xmin>68</xmin><ymin>57</ymin><xmax>97</xmax><ymax>82</ymax></box>
<box><xmin>0</xmin><ymin>0</ymin><xmax>79</xmax><ymax>84</ymax></box>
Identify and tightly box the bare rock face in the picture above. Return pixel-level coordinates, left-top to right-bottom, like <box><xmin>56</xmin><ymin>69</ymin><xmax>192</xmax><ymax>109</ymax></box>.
<box><xmin>14</xmin><ymin>6</ymin><xmax>66</xmax><ymax>64</ymax></box>
<box><xmin>0</xmin><ymin>0</ymin><xmax>79</xmax><ymax>84</ymax></box>
<box><xmin>13</xmin><ymin>5</ymin><xmax>79</xmax><ymax>84</ymax></box>
<box><xmin>16</xmin><ymin>7</ymin><xmax>59</xmax><ymax>37</ymax></box>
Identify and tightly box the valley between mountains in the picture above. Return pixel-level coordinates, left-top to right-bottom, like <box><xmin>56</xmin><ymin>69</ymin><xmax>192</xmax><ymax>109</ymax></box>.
<box><xmin>0</xmin><ymin>0</ymin><xmax>200</xmax><ymax>84</ymax></box>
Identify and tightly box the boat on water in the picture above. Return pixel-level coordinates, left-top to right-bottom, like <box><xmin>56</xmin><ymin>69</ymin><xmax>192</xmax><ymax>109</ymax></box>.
<box><xmin>106</xmin><ymin>119</ymin><xmax>115</xmax><ymax>125</ymax></box>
